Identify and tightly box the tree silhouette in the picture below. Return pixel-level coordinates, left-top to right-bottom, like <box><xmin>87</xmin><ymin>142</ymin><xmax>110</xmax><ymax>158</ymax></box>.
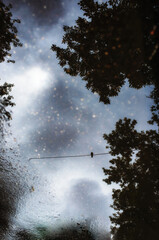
<box><xmin>0</xmin><ymin>1</ymin><xmax>22</xmax><ymax>237</ymax></box>
<box><xmin>103</xmin><ymin>118</ymin><xmax>159</xmax><ymax>240</ymax></box>
<box><xmin>0</xmin><ymin>82</ymin><xmax>15</xmax><ymax>124</ymax></box>
<box><xmin>52</xmin><ymin>0</ymin><xmax>159</xmax><ymax>104</ymax></box>
<box><xmin>16</xmin><ymin>223</ymin><xmax>97</xmax><ymax>240</ymax></box>
<box><xmin>0</xmin><ymin>0</ymin><xmax>22</xmax><ymax>126</ymax></box>
<box><xmin>148</xmin><ymin>87</ymin><xmax>159</xmax><ymax>126</ymax></box>
<box><xmin>52</xmin><ymin>1</ymin><xmax>159</xmax><ymax>239</ymax></box>
<box><xmin>0</xmin><ymin>0</ymin><xmax>22</xmax><ymax>63</ymax></box>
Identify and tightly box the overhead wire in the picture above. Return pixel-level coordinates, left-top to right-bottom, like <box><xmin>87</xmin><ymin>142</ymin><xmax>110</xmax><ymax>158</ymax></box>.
<box><xmin>28</xmin><ymin>152</ymin><xmax>109</xmax><ymax>161</ymax></box>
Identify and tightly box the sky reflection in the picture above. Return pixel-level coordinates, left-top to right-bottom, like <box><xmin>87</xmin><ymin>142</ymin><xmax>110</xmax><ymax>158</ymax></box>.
<box><xmin>0</xmin><ymin>0</ymin><xmax>156</xmax><ymax>239</ymax></box>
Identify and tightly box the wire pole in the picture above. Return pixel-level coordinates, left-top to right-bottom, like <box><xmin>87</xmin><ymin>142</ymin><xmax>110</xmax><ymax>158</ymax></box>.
<box><xmin>28</xmin><ymin>152</ymin><xmax>109</xmax><ymax>161</ymax></box>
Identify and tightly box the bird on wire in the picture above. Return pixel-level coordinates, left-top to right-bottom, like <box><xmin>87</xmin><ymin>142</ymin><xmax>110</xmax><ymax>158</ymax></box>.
<box><xmin>28</xmin><ymin>152</ymin><xmax>109</xmax><ymax>161</ymax></box>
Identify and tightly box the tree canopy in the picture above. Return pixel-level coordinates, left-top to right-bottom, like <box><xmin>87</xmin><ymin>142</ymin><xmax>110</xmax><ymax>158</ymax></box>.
<box><xmin>0</xmin><ymin>0</ymin><xmax>22</xmax><ymax>63</ymax></box>
<box><xmin>103</xmin><ymin>118</ymin><xmax>159</xmax><ymax>240</ymax></box>
<box><xmin>0</xmin><ymin>0</ymin><xmax>22</xmax><ymax>126</ymax></box>
<box><xmin>52</xmin><ymin>0</ymin><xmax>159</xmax><ymax>104</ymax></box>
<box><xmin>16</xmin><ymin>223</ymin><xmax>97</xmax><ymax>240</ymax></box>
<box><xmin>0</xmin><ymin>82</ymin><xmax>15</xmax><ymax>124</ymax></box>
<box><xmin>0</xmin><ymin>1</ymin><xmax>22</xmax><ymax>237</ymax></box>
<box><xmin>52</xmin><ymin>1</ymin><xmax>159</xmax><ymax>239</ymax></box>
<box><xmin>148</xmin><ymin>87</ymin><xmax>159</xmax><ymax>126</ymax></box>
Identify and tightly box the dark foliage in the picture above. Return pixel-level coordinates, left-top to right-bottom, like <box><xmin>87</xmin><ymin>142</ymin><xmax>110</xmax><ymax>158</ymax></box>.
<box><xmin>16</xmin><ymin>224</ymin><xmax>96</xmax><ymax>240</ymax></box>
<box><xmin>0</xmin><ymin>158</ymin><xmax>23</xmax><ymax>236</ymax></box>
<box><xmin>0</xmin><ymin>82</ymin><xmax>15</xmax><ymax>124</ymax></box>
<box><xmin>0</xmin><ymin>0</ymin><xmax>22</xmax><ymax>125</ymax></box>
<box><xmin>52</xmin><ymin>1</ymin><xmax>159</xmax><ymax>239</ymax></box>
<box><xmin>0</xmin><ymin>0</ymin><xmax>22</xmax><ymax>63</ymax></box>
<box><xmin>148</xmin><ymin>87</ymin><xmax>159</xmax><ymax>126</ymax></box>
<box><xmin>52</xmin><ymin>0</ymin><xmax>159</xmax><ymax>104</ymax></box>
<box><xmin>103</xmin><ymin>118</ymin><xmax>159</xmax><ymax>240</ymax></box>
<box><xmin>0</xmin><ymin>1</ymin><xmax>22</xmax><ymax>238</ymax></box>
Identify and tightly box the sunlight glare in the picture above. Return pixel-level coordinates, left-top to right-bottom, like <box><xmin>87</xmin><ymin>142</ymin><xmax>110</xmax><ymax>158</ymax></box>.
<box><xmin>12</xmin><ymin>66</ymin><xmax>52</xmax><ymax>108</ymax></box>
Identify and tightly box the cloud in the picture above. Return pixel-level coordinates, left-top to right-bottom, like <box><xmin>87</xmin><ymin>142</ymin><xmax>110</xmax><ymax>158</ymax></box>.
<box><xmin>16</xmin><ymin>78</ymin><xmax>82</xmax><ymax>154</ymax></box>
<box><xmin>30</xmin><ymin>122</ymin><xmax>78</xmax><ymax>154</ymax></box>
<box><xmin>20</xmin><ymin>76</ymin><xmax>111</xmax><ymax>157</ymax></box>
<box><xmin>62</xmin><ymin>178</ymin><xmax>111</xmax><ymax>233</ymax></box>
<box><xmin>12</xmin><ymin>66</ymin><xmax>51</xmax><ymax>107</ymax></box>
<box><xmin>63</xmin><ymin>179</ymin><xmax>109</xmax><ymax>219</ymax></box>
<box><xmin>6</xmin><ymin>0</ymin><xmax>65</xmax><ymax>26</ymax></box>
